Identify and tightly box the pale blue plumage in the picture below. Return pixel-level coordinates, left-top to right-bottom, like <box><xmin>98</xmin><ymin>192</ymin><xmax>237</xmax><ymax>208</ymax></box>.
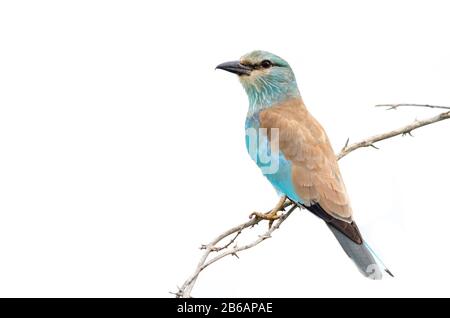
<box><xmin>245</xmin><ymin>115</ymin><xmax>302</xmax><ymax>203</ymax></box>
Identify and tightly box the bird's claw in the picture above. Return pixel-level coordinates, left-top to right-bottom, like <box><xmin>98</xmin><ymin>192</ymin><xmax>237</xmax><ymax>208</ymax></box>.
<box><xmin>249</xmin><ymin>196</ymin><xmax>287</xmax><ymax>229</ymax></box>
<box><xmin>249</xmin><ymin>210</ymin><xmax>282</xmax><ymax>229</ymax></box>
<box><xmin>249</xmin><ymin>211</ymin><xmax>281</xmax><ymax>220</ymax></box>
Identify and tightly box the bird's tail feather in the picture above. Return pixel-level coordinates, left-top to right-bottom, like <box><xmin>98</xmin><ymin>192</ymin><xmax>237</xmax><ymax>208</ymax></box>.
<box><xmin>327</xmin><ymin>224</ymin><xmax>393</xmax><ymax>279</ymax></box>
<box><xmin>363</xmin><ymin>239</ymin><xmax>394</xmax><ymax>278</ymax></box>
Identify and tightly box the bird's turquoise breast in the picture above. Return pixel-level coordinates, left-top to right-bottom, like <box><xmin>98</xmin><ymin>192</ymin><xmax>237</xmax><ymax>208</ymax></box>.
<box><xmin>245</xmin><ymin>115</ymin><xmax>302</xmax><ymax>203</ymax></box>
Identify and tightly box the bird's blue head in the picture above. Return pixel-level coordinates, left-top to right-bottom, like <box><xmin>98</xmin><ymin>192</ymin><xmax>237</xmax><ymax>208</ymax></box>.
<box><xmin>217</xmin><ymin>50</ymin><xmax>300</xmax><ymax>114</ymax></box>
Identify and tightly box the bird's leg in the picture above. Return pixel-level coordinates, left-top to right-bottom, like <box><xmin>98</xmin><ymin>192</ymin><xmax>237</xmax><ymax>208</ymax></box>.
<box><xmin>249</xmin><ymin>196</ymin><xmax>287</xmax><ymax>228</ymax></box>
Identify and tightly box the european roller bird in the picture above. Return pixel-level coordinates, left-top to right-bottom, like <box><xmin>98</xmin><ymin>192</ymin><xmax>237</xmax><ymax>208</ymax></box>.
<box><xmin>216</xmin><ymin>50</ymin><xmax>393</xmax><ymax>279</ymax></box>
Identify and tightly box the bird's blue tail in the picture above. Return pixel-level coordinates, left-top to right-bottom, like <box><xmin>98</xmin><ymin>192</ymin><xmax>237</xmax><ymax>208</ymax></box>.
<box><xmin>327</xmin><ymin>224</ymin><xmax>393</xmax><ymax>279</ymax></box>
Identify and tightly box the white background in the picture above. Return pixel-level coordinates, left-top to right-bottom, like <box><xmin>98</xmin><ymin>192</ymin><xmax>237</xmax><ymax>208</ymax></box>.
<box><xmin>1</xmin><ymin>0</ymin><xmax>449</xmax><ymax>297</ymax></box>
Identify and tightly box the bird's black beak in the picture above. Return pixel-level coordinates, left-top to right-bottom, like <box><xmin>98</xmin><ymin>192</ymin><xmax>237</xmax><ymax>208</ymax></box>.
<box><xmin>216</xmin><ymin>61</ymin><xmax>252</xmax><ymax>76</ymax></box>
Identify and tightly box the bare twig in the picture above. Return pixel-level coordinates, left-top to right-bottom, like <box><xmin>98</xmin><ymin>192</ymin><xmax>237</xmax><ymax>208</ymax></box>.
<box><xmin>376</xmin><ymin>103</ymin><xmax>450</xmax><ymax>110</ymax></box>
<box><xmin>176</xmin><ymin>106</ymin><xmax>450</xmax><ymax>298</ymax></box>
<box><xmin>338</xmin><ymin>111</ymin><xmax>450</xmax><ymax>159</ymax></box>
<box><xmin>178</xmin><ymin>200</ymin><xmax>295</xmax><ymax>297</ymax></box>
<box><xmin>198</xmin><ymin>205</ymin><xmax>297</xmax><ymax>279</ymax></box>
<box><xmin>201</xmin><ymin>230</ymin><xmax>242</xmax><ymax>252</ymax></box>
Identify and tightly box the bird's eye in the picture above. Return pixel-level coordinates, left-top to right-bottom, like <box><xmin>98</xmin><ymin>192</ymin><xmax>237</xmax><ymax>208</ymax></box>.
<box><xmin>261</xmin><ymin>60</ymin><xmax>272</xmax><ymax>69</ymax></box>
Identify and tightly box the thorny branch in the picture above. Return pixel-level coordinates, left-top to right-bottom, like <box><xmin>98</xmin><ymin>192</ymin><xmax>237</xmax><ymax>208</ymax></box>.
<box><xmin>175</xmin><ymin>104</ymin><xmax>450</xmax><ymax>298</ymax></box>
<box><xmin>376</xmin><ymin>103</ymin><xmax>450</xmax><ymax>111</ymax></box>
<box><xmin>338</xmin><ymin>108</ymin><xmax>450</xmax><ymax>159</ymax></box>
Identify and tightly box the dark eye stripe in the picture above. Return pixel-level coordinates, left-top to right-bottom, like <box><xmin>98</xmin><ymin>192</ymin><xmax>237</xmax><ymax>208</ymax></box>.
<box><xmin>242</xmin><ymin>61</ymin><xmax>283</xmax><ymax>69</ymax></box>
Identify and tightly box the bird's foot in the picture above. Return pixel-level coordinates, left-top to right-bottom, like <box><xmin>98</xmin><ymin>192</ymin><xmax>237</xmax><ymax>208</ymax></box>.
<box><xmin>249</xmin><ymin>210</ymin><xmax>281</xmax><ymax>223</ymax></box>
<box><xmin>249</xmin><ymin>210</ymin><xmax>281</xmax><ymax>221</ymax></box>
<box><xmin>249</xmin><ymin>196</ymin><xmax>287</xmax><ymax>229</ymax></box>
<box><xmin>249</xmin><ymin>210</ymin><xmax>282</xmax><ymax>229</ymax></box>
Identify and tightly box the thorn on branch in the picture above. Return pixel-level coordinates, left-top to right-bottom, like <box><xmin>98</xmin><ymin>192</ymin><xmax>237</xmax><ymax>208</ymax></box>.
<box><xmin>402</xmin><ymin>131</ymin><xmax>413</xmax><ymax>137</ymax></box>
<box><xmin>169</xmin><ymin>287</ymin><xmax>184</xmax><ymax>298</ymax></box>
<box><xmin>169</xmin><ymin>291</ymin><xmax>178</xmax><ymax>296</ymax></box>
<box><xmin>340</xmin><ymin>138</ymin><xmax>350</xmax><ymax>152</ymax></box>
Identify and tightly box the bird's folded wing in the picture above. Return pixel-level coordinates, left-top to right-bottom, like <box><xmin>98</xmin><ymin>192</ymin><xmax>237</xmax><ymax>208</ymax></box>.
<box><xmin>259</xmin><ymin>98</ymin><xmax>353</xmax><ymax>221</ymax></box>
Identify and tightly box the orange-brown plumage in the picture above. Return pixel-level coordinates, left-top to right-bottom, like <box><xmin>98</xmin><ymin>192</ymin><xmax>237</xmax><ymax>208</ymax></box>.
<box><xmin>259</xmin><ymin>97</ymin><xmax>353</xmax><ymax>221</ymax></box>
